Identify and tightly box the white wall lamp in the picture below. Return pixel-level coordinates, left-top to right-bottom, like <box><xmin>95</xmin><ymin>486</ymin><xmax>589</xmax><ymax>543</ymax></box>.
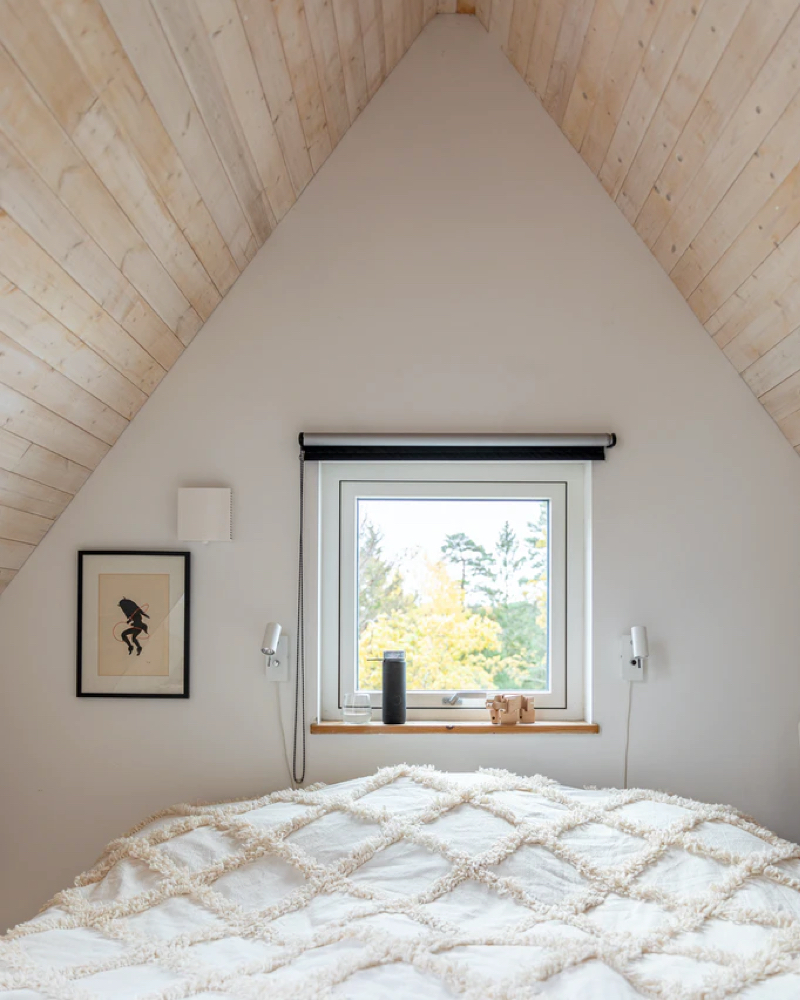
<box><xmin>622</xmin><ymin>625</ymin><xmax>649</xmax><ymax>789</ymax></box>
<box><xmin>262</xmin><ymin>622</ymin><xmax>289</xmax><ymax>683</ymax></box>
<box><xmin>261</xmin><ymin>622</ymin><xmax>282</xmax><ymax>664</ymax></box>
<box><xmin>621</xmin><ymin>625</ymin><xmax>649</xmax><ymax>682</ymax></box>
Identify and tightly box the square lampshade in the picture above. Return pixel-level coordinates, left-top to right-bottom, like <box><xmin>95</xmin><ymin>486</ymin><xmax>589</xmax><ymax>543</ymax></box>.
<box><xmin>177</xmin><ymin>488</ymin><xmax>232</xmax><ymax>542</ymax></box>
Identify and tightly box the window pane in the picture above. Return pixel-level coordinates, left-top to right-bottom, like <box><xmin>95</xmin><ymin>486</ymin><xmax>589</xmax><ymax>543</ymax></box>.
<box><xmin>357</xmin><ymin>497</ymin><xmax>549</xmax><ymax>693</ymax></box>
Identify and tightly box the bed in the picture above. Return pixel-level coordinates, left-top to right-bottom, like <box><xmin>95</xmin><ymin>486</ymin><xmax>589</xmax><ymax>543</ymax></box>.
<box><xmin>2</xmin><ymin>765</ymin><xmax>800</xmax><ymax>999</ymax></box>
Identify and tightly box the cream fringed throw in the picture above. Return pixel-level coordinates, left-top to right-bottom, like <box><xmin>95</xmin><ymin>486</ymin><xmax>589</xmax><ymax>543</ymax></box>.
<box><xmin>3</xmin><ymin>767</ymin><xmax>800</xmax><ymax>999</ymax></box>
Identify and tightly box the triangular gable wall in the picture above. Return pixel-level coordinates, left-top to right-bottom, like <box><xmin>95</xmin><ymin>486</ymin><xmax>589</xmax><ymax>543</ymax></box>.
<box><xmin>2</xmin><ymin>0</ymin><xmax>800</xmax><ymax>598</ymax></box>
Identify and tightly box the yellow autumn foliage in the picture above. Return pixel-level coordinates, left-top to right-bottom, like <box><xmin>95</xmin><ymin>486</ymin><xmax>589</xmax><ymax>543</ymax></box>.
<box><xmin>358</xmin><ymin>561</ymin><xmax>503</xmax><ymax>691</ymax></box>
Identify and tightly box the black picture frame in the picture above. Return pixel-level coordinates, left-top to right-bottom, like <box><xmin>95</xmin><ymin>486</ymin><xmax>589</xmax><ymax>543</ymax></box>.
<box><xmin>77</xmin><ymin>550</ymin><xmax>191</xmax><ymax>698</ymax></box>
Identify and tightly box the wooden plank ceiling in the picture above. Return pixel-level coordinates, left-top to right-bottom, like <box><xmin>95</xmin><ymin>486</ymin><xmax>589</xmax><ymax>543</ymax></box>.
<box><xmin>1</xmin><ymin>0</ymin><xmax>800</xmax><ymax>595</ymax></box>
<box><xmin>0</xmin><ymin>0</ymin><xmax>438</xmax><ymax>594</ymax></box>
<box><xmin>482</xmin><ymin>0</ymin><xmax>800</xmax><ymax>457</ymax></box>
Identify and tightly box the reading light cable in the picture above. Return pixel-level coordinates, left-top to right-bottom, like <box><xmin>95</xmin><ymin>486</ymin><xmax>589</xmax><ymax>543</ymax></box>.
<box><xmin>274</xmin><ymin>683</ymin><xmax>294</xmax><ymax>789</ymax></box>
<box><xmin>293</xmin><ymin>448</ymin><xmax>307</xmax><ymax>786</ymax></box>
<box><xmin>623</xmin><ymin>680</ymin><xmax>634</xmax><ymax>790</ymax></box>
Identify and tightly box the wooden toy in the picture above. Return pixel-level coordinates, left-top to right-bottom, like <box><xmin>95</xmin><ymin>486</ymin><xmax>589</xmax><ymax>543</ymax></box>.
<box><xmin>486</xmin><ymin>694</ymin><xmax>535</xmax><ymax>725</ymax></box>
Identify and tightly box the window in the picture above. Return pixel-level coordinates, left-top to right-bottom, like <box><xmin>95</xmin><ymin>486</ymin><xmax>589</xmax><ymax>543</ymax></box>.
<box><xmin>318</xmin><ymin>462</ymin><xmax>588</xmax><ymax>721</ymax></box>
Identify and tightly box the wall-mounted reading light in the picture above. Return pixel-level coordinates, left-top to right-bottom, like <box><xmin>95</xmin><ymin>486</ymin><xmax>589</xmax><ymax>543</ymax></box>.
<box><xmin>621</xmin><ymin>625</ymin><xmax>649</xmax><ymax>789</ymax></box>
<box><xmin>261</xmin><ymin>622</ymin><xmax>282</xmax><ymax>666</ymax></box>
<box><xmin>262</xmin><ymin>622</ymin><xmax>289</xmax><ymax>684</ymax></box>
<box><xmin>631</xmin><ymin>626</ymin><xmax>649</xmax><ymax>665</ymax></box>
<box><xmin>621</xmin><ymin>625</ymin><xmax>649</xmax><ymax>682</ymax></box>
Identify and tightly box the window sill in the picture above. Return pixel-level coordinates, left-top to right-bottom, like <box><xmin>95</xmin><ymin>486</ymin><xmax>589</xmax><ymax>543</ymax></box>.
<box><xmin>310</xmin><ymin>720</ymin><xmax>599</xmax><ymax>735</ymax></box>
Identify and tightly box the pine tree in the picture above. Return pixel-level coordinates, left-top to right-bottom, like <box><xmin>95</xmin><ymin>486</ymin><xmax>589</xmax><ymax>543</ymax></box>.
<box><xmin>441</xmin><ymin>532</ymin><xmax>492</xmax><ymax>605</ymax></box>
<box><xmin>524</xmin><ymin>503</ymin><xmax>548</xmax><ymax>581</ymax></box>
<box><xmin>358</xmin><ymin>518</ymin><xmax>411</xmax><ymax>633</ymax></box>
<box><xmin>495</xmin><ymin>521</ymin><xmax>526</xmax><ymax>606</ymax></box>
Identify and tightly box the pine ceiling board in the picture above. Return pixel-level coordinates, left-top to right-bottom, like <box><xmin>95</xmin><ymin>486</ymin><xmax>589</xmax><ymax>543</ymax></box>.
<box><xmin>195</xmin><ymin>0</ymin><xmax>297</xmax><ymax>223</ymax></box>
<box><xmin>333</xmin><ymin>0</ymin><xmax>370</xmax><ymax>123</ymax></box>
<box><xmin>709</xmin><ymin>240</ymin><xmax>797</xmax><ymax>347</ymax></box>
<box><xmin>579</xmin><ymin>0</ymin><xmax>668</xmax><ymax>174</ymax></box>
<box><xmin>236</xmin><ymin>0</ymin><xmax>315</xmax><ymax>194</ymax></box>
<box><xmin>0</xmin><ymin>469</ymin><xmax>72</xmax><ymax>519</ymax></box>
<box><xmin>724</xmin><ymin>299</ymin><xmax>800</xmax><ymax>375</ymax></box>
<box><xmin>357</xmin><ymin>0</ymin><xmax>388</xmax><ymax>99</ymax></box>
<box><xmin>688</xmin><ymin>162</ymin><xmax>800</xmax><ymax>325</ymax></box>
<box><xmin>381</xmin><ymin>0</ymin><xmax>407</xmax><ymax>73</ymax></box>
<box><xmin>404</xmin><ymin>0</ymin><xmax>426</xmax><ymax>53</ymax></box>
<box><xmin>0</xmin><ymin>538</ymin><xmax>33</xmax><ymax>572</ymax></box>
<box><xmin>99</xmin><ymin>0</ymin><xmax>256</xmax><ymax>272</ymax></box>
<box><xmin>507</xmin><ymin>0</ymin><xmax>539</xmax><ymax>75</ymax></box>
<box><xmin>274</xmin><ymin>0</ymin><xmax>333</xmax><ymax>171</ymax></box>
<box><xmin>0</xmin><ymin>435</ymin><xmax>91</xmax><ymax>496</ymax></box>
<box><xmin>41</xmin><ymin>0</ymin><xmax>240</xmax><ymax>300</ymax></box>
<box><xmin>0</xmin><ymin>40</ymin><xmax>202</xmax><ymax>350</ymax></box>
<box><xmin>672</xmin><ymin>89</ymin><xmax>800</xmax><ymax>299</ymax></box>
<box><xmin>542</xmin><ymin>0</ymin><xmax>595</xmax><ymax>124</ymax></box>
<box><xmin>0</xmin><ymin>385</ymin><xmax>109</xmax><ymax>472</ymax></box>
<box><xmin>760</xmin><ymin>367</ymin><xmax>800</xmax><ymax>423</ymax></box>
<box><xmin>0</xmin><ymin>505</ymin><xmax>53</xmax><ymax>546</ymax></box>
<box><xmin>560</xmin><ymin>0</ymin><xmax>627</xmax><ymax>151</ymax></box>
<box><xmin>149</xmin><ymin>1</ymin><xmax>278</xmax><ymax>255</ymax></box>
<box><xmin>304</xmin><ymin>0</ymin><xmax>353</xmax><ymax>149</ymax></box>
<box><xmin>616</xmin><ymin>0</ymin><xmax>750</xmax><ymax>225</ymax></box>
<box><xmin>526</xmin><ymin>0</ymin><xmax>566</xmax><ymax>100</ymax></box>
<box><xmin>0</xmin><ymin>426</ymin><xmax>29</xmax><ymax>470</ymax></box>
<box><xmin>653</xmin><ymin>9</ymin><xmax>800</xmax><ymax>274</ymax></box>
<box><xmin>779</xmin><ymin>408</ymin><xmax>800</xmax><ymax>448</ymax></box>
<box><xmin>71</xmin><ymin>132</ymin><xmax>213</xmax><ymax>331</ymax></box>
<box><xmin>0</xmin><ymin>283</ymin><xmax>147</xmax><ymax>422</ymax></box>
<box><xmin>598</xmin><ymin>0</ymin><xmax>701</xmax><ymax>202</ymax></box>
<box><xmin>0</xmin><ymin>213</ymin><xmax>166</xmax><ymax>396</ymax></box>
<box><xmin>633</xmin><ymin>0</ymin><xmax>797</xmax><ymax>250</ymax></box>
<box><xmin>0</xmin><ymin>0</ymin><xmax>206</xmax><ymax>342</ymax></box>
<box><xmin>0</xmin><ymin>567</ymin><xmax>16</xmax><ymax>593</ymax></box>
<box><xmin>0</xmin><ymin>126</ymin><xmax>185</xmax><ymax>372</ymax></box>
<box><xmin>742</xmin><ymin>325</ymin><xmax>800</xmax><ymax>398</ymax></box>
<box><xmin>714</xmin><ymin>226</ymin><xmax>800</xmax><ymax>371</ymax></box>
<box><xmin>0</xmin><ymin>1</ymin><xmax>94</xmax><ymax>137</ymax></box>
<box><xmin>0</xmin><ymin>331</ymin><xmax>127</xmax><ymax>446</ymax></box>
<box><xmin>0</xmin><ymin>487</ymin><xmax>64</xmax><ymax>520</ymax></box>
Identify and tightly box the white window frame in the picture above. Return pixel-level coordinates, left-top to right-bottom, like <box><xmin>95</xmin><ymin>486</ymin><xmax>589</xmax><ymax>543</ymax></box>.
<box><xmin>317</xmin><ymin>461</ymin><xmax>589</xmax><ymax>721</ymax></box>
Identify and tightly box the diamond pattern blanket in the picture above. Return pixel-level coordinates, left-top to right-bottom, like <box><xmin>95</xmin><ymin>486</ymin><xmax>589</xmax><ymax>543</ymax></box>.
<box><xmin>2</xmin><ymin>765</ymin><xmax>800</xmax><ymax>999</ymax></box>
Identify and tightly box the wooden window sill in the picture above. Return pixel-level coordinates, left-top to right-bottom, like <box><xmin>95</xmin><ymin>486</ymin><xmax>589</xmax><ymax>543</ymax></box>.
<box><xmin>310</xmin><ymin>720</ymin><xmax>599</xmax><ymax>735</ymax></box>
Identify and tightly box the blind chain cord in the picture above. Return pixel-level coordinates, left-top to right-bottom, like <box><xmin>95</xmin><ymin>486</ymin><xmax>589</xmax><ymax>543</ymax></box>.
<box><xmin>293</xmin><ymin>449</ymin><xmax>306</xmax><ymax>785</ymax></box>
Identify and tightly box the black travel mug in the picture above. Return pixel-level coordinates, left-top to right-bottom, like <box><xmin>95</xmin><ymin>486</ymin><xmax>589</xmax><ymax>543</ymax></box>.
<box><xmin>382</xmin><ymin>650</ymin><xmax>406</xmax><ymax>725</ymax></box>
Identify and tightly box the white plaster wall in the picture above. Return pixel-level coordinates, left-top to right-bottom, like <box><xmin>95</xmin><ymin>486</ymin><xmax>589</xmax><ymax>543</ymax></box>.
<box><xmin>2</xmin><ymin>15</ymin><xmax>800</xmax><ymax>932</ymax></box>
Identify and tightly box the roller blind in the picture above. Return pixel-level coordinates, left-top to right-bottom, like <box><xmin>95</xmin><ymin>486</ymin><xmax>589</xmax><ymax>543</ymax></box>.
<box><xmin>298</xmin><ymin>433</ymin><xmax>616</xmax><ymax>462</ymax></box>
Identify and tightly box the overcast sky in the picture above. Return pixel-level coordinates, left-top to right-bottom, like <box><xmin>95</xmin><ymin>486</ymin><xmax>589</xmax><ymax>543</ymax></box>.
<box><xmin>358</xmin><ymin>498</ymin><xmax>547</xmax><ymax>600</ymax></box>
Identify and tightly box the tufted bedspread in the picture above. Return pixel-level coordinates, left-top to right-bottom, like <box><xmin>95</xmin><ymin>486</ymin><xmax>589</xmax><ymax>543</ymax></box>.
<box><xmin>2</xmin><ymin>766</ymin><xmax>800</xmax><ymax>999</ymax></box>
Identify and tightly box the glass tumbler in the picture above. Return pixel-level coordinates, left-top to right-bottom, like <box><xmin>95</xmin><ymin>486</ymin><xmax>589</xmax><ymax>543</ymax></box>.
<box><xmin>342</xmin><ymin>693</ymin><xmax>372</xmax><ymax>725</ymax></box>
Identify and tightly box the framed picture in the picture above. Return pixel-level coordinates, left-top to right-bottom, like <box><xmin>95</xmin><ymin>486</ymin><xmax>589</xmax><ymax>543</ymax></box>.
<box><xmin>77</xmin><ymin>551</ymin><xmax>190</xmax><ymax>698</ymax></box>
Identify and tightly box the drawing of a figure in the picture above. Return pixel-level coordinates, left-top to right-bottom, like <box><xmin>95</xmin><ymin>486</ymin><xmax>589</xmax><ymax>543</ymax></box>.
<box><xmin>118</xmin><ymin>598</ymin><xmax>149</xmax><ymax>656</ymax></box>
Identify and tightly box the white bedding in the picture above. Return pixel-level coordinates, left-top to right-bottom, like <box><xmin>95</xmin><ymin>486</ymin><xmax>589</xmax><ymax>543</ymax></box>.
<box><xmin>2</xmin><ymin>766</ymin><xmax>800</xmax><ymax>999</ymax></box>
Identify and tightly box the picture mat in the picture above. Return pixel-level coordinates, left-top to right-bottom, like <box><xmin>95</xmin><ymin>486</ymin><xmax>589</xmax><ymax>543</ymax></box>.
<box><xmin>80</xmin><ymin>554</ymin><xmax>187</xmax><ymax>695</ymax></box>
